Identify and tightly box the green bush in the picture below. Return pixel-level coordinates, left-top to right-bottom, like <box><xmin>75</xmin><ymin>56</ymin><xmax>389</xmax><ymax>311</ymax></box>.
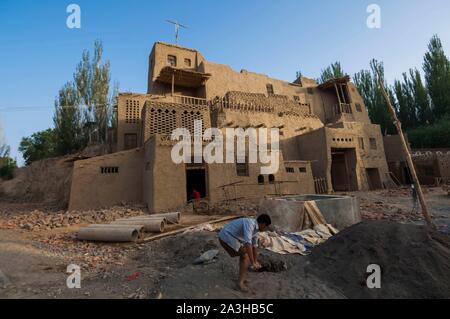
<box><xmin>0</xmin><ymin>158</ymin><xmax>17</xmax><ymax>180</ymax></box>
<box><xmin>407</xmin><ymin>117</ymin><xmax>450</xmax><ymax>148</ymax></box>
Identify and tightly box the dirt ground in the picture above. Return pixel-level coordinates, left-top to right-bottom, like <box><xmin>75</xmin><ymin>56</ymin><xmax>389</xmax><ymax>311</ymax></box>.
<box><xmin>0</xmin><ymin>188</ymin><xmax>449</xmax><ymax>299</ymax></box>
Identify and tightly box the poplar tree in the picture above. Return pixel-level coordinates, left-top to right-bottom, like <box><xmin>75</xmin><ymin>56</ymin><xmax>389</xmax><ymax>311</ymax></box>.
<box><xmin>423</xmin><ymin>35</ymin><xmax>450</xmax><ymax>119</ymax></box>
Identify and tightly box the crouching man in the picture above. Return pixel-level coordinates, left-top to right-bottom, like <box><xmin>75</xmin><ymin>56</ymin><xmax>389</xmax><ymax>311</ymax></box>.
<box><xmin>218</xmin><ymin>214</ymin><xmax>272</xmax><ymax>292</ymax></box>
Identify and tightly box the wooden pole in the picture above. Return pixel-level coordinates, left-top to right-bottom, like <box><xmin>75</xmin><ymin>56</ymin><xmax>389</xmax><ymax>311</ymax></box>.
<box><xmin>171</xmin><ymin>71</ymin><xmax>175</xmax><ymax>97</ymax></box>
<box><xmin>375</xmin><ymin>70</ymin><xmax>435</xmax><ymax>229</ymax></box>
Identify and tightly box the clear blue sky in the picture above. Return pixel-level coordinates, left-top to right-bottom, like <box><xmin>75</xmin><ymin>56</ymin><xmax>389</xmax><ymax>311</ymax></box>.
<box><xmin>1</xmin><ymin>0</ymin><xmax>450</xmax><ymax>165</ymax></box>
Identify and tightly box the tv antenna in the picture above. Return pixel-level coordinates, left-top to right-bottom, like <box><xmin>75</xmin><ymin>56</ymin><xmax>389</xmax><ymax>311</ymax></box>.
<box><xmin>166</xmin><ymin>20</ymin><xmax>188</xmax><ymax>44</ymax></box>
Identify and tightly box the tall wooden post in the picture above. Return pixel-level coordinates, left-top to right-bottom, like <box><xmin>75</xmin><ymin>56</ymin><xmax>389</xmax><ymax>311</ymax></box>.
<box><xmin>171</xmin><ymin>71</ymin><xmax>175</xmax><ymax>97</ymax></box>
<box><xmin>375</xmin><ymin>70</ymin><xmax>435</xmax><ymax>229</ymax></box>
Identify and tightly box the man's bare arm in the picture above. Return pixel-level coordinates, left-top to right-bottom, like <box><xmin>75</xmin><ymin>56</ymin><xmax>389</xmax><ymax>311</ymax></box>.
<box><xmin>245</xmin><ymin>244</ymin><xmax>256</xmax><ymax>265</ymax></box>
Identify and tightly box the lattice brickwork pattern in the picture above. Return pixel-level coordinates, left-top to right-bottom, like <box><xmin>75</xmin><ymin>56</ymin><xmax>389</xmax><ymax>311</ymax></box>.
<box><xmin>223</xmin><ymin>91</ymin><xmax>315</xmax><ymax>118</ymax></box>
<box><xmin>149</xmin><ymin>108</ymin><xmax>178</xmax><ymax>135</ymax></box>
<box><xmin>182</xmin><ymin>110</ymin><xmax>205</xmax><ymax>136</ymax></box>
<box><xmin>125</xmin><ymin>100</ymin><xmax>140</xmax><ymax>124</ymax></box>
<box><xmin>142</xmin><ymin>101</ymin><xmax>210</xmax><ymax>142</ymax></box>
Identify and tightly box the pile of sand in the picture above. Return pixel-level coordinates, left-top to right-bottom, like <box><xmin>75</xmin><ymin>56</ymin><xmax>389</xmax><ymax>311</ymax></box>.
<box><xmin>306</xmin><ymin>221</ymin><xmax>450</xmax><ymax>298</ymax></box>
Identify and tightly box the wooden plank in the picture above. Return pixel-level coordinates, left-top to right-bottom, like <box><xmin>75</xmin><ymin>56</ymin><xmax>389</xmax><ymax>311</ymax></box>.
<box><xmin>141</xmin><ymin>215</ymin><xmax>242</xmax><ymax>243</ymax></box>
<box><xmin>303</xmin><ymin>202</ymin><xmax>321</xmax><ymax>226</ymax></box>
<box><xmin>307</xmin><ymin>201</ymin><xmax>327</xmax><ymax>225</ymax></box>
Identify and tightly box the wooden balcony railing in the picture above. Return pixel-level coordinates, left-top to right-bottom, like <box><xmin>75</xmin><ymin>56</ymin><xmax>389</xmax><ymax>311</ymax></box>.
<box><xmin>335</xmin><ymin>103</ymin><xmax>352</xmax><ymax>115</ymax></box>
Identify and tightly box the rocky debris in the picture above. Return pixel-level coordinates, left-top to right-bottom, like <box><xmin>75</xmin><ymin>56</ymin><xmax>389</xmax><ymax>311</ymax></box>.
<box><xmin>208</xmin><ymin>199</ymin><xmax>259</xmax><ymax>216</ymax></box>
<box><xmin>30</xmin><ymin>232</ymin><xmax>143</xmax><ymax>269</ymax></box>
<box><xmin>379</xmin><ymin>190</ymin><xmax>408</xmax><ymax>197</ymax></box>
<box><xmin>127</xmin><ymin>288</ymin><xmax>147</xmax><ymax>299</ymax></box>
<box><xmin>359</xmin><ymin>198</ymin><xmax>423</xmax><ymax>223</ymax></box>
<box><xmin>0</xmin><ymin>206</ymin><xmax>146</xmax><ymax>232</ymax></box>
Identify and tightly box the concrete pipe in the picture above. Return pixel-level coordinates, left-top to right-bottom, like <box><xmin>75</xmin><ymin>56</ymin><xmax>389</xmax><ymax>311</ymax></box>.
<box><xmin>87</xmin><ymin>224</ymin><xmax>145</xmax><ymax>236</ymax></box>
<box><xmin>123</xmin><ymin>216</ymin><xmax>168</xmax><ymax>224</ymax></box>
<box><xmin>150</xmin><ymin>212</ymin><xmax>181</xmax><ymax>224</ymax></box>
<box><xmin>112</xmin><ymin>219</ymin><xmax>165</xmax><ymax>233</ymax></box>
<box><xmin>77</xmin><ymin>227</ymin><xmax>139</xmax><ymax>242</ymax></box>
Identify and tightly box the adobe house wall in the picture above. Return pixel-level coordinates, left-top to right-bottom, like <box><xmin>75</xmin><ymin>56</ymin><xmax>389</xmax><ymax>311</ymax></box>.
<box><xmin>69</xmin><ymin>149</ymin><xmax>144</xmax><ymax>211</ymax></box>
<box><xmin>142</xmin><ymin>137</ymin><xmax>156</xmax><ymax>209</ymax></box>
<box><xmin>412</xmin><ymin>149</ymin><xmax>450</xmax><ymax>183</ymax></box>
<box><xmin>293</xmin><ymin>123</ymin><xmax>389</xmax><ymax>192</ymax></box>
<box><xmin>294</xmin><ymin>128</ymin><xmax>328</xmax><ymax>180</ymax></box>
<box><xmin>216</xmin><ymin>108</ymin><xmax>324</xmax><ymax>139</ymax></box>
<box><xmin>283</xmin><ymin>161</ymin><xmax>316</xmax><ymax>194</ymax></box>
<box><xmin>140</xmin><ymin>132</ymin><xmax>316</xmax><ymax>212</ymax></box>
<box><xmin>200</xmin><ymin>61</ymin><xmax>314</xmax><ymax>101</ymax></box>
<box><xmin>347</xmin><ymin>82</ymin><xmax>371</xmax><ymax>124</ymax></box>
<box><xmin>117</xmin><ymin>93</ymin><xmax>155</xmax><ymax>152</ymax></box>
<box><xmin>147</xmin><ymin>42</ymin><xmax>206</xmax><ymax>95</ymax></box>
<box><xmin>149</xmin><ymin>139</ymin><xmax>187</xmax><ymax>212</ymax></box>
<box><xmin>437</xmin><ymin>154</ymin><xmax>450</xmax><ymax>179</ymax></box>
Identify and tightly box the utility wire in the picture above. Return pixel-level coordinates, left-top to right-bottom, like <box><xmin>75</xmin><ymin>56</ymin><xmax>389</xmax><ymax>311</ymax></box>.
<box><xmin>0</xmin><ymin>104</ymin><xmax>115</xmax><ymax>112</ymax></box>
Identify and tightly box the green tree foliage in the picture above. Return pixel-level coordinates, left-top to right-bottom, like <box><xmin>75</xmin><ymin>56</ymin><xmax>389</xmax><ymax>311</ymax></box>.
<box><xmin>408</xmin><ymin>116</ymin><xmax>450</xmax><ymax>148</ymax></box>
<box><xmin>0</xmin><ymin>142</ymin><xmax>17</xmax><ymax>180</ymax></box>
<box><xmin>0</xmin><ymin>157</ymin><xmax>17</xmax><ymax>180</ymax></box>
<box><xmin>19</xmin><ymin>129</ymin><xmax>57</xmax><ymax>166</ymax></box>
<box><xmin>409</xmin><ymin>69</ymin><xmax>433</xmax><ymax>125</ymax></box>
<box><xmin>73</xmin><ymin>40</ymin><xmax>115</xmax><ymax>144</ymax></box>
<box><xmin>393</xmin><ymin>72</ymin><xmax>416</xmax><ymax>129</ymax></box>
<box><xmin>352</xmin><ymin>35</ymin><xmax>449</xmax><ymax>148</ymax></box>
<box><xmin>20</xmin><ymin>41</ymin><xmax>118</xmax><ymax>165</ymax></box>
<box><xmin>319</xmin><ymin>62</ymin><xmax>346</xmax><ymax>83</ymax></box>
<box><xmin>54</xmin><ymin>82</ymin><xmax>85</xmax><ymax>155</ymax></box>
<box><xmin>423</xmin><ymin>35</ymin><xmax>450</xmax><ymax>119</ymax></box>
<box><xmin>353</xmin><ymin>59</ymin><xmax>395</xmax><ymax>134</ymax></box>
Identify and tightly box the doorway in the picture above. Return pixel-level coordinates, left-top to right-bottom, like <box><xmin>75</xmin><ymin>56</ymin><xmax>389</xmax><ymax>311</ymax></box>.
<box><xmin>331</xmin><ymin>148</ymin><xmax>358</xmax><ymax>191</ymax></box>
<box><xmin>366</xmin><ymin>168</ymin><xmax>382</xmax><ymax>190</ymax></box>
<box><xmin>402</xmin><ymin>165</ymin><xmax>412</xmax><ymax>185</ymax></box>
<box><xmin>186</xmin><ymin>166</ymin><xmax>207</xmax><ymax>201</ymax></box>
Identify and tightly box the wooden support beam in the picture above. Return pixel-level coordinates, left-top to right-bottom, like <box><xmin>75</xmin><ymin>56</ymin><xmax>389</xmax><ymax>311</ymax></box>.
<box><xmin>375</xmin><ymin>70</ymin><xmax>435</xmax><ymax>229</ymax></box>
<box><xmin>171</xmin><ymin>71</ymin><xmax>175</xmax><ymax>96</ymax></box>
<box><xmin>142</xmin><ymin>216</ymin><xmax>242</xmax><ymax>242</ymax></box>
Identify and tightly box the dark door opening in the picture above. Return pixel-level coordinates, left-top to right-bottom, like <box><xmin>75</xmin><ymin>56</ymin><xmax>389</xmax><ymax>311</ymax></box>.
<box><xmin>186</xmin><ymin>167</ymin><xmax>207</xmax><ymax>201</ymax></box>
<box><xmin>366</xmin><ymin>168</ymin><xmax>382</xmax><ymax>190</ymax></box>
<box><xmin>402</xmin><ymin>165</ymin><xmax>412</xmax><ymax>185</ymax></box>
<box><xmin>331</xmin><ymin>148</ymin><xmax>358</xmax><ymax>192</ymax></box>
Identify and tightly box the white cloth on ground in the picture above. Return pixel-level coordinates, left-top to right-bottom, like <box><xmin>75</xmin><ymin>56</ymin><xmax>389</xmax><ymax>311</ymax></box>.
<box><xmin>257</xmin><ymin>224</ymin><xmax>337</xmax><ymax>255</ymax></box>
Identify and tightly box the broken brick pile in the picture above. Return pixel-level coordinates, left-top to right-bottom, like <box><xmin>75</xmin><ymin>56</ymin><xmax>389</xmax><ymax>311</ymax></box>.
<box><xmin>0</xmin><ymin>207</ymin><xmax>146</xmax><ymax>232</ymax></box>
<box><xmin>360</xmin><ymin>201</ymin><xmax>424</xmax><ymax>222</ymax></box>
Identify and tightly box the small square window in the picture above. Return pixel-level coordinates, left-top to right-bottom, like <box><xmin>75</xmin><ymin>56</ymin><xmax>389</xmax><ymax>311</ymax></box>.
<box><xmin>184</xmin><ymin>58</ymin><xmax>192</xmax><ymax>67</ymax></box>
<box><xmin>299</xmin><ymin>167</ymin><xmax>307</xmax><ymax>173</ymax></box>
<box><xmin>236</xmin><ymin>156</ymin><xmax>249</xmax><ymax>177</ymax></box>
<box><xmin>266</xmin><ymin>84</ymin><xmax>274</xmax><ymax>95</ymax></box>
<box><xmin>293</xmin><ymin>95</ymin><xmax>300</xmax><ymax>102</ymax></box>
<box><xmin>167</xmin><ymin>55</ymin><xmax>177</xmax><ymax>67</ymax></box>
<box><xmin>355</xmin><ymin>103</ymin><xmax>363</xmax><ymax>112</ymax></box>
<box><xmin>236</xmin><ymin>163</ymin><xmax>249</xmax><ymax>177</ymax></box>
<box><xmin>286</xmin><ymin>167</ymin><xmax>295</xmax><ymax>173</ymax></box>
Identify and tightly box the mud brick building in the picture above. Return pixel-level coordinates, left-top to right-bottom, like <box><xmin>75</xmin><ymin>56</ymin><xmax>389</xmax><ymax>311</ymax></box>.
<box><xmin>69</xmin><ymin>42</ymin><xmax>390</xmax><ymax>212</ymax></box>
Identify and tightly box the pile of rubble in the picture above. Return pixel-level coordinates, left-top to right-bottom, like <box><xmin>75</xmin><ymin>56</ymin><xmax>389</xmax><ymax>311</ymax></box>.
<box><xmin>208</xmin><ymin>199</ymin><xmax>259</xmax><ymax>216</ymax></box>
<box><xmin>32</xmin><ymin>232</ymin><xmax>142</xmax><ymax>269</ymax></box>
<box><xmin>0</xmin><ymin>206</ymin><xmax>146</xmax><ymax>232</ymax></box>
<box><xmin>360</xmin><ymin>201</ymin><xmax>423</xmax><ymax>222</ymax></box>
